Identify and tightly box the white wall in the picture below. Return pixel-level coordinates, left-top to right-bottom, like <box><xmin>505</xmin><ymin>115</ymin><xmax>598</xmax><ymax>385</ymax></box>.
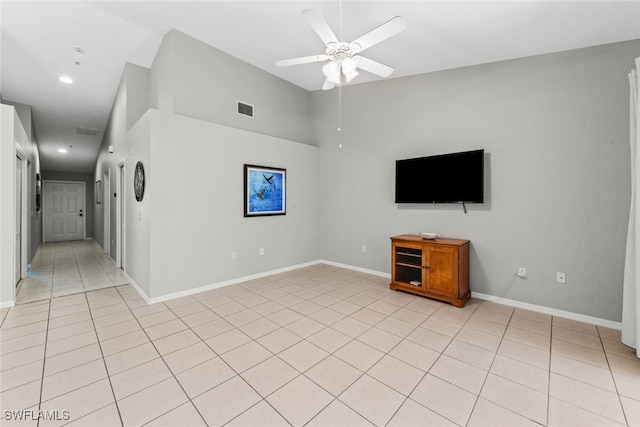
<box><xmin>2</xmin><ymin>101</ymin><xmax>42</xmax><ymax>261</ymax></box>
<box><xmin>94</xmin><ymin>30</ymin><xmax>319</xmax><ymax>301</ymax></box>
<box><xmin>94</xmin><ymin>63</ymin><xmax>150</xmax><ymax>255</ymax></box>
<box><xmin>123</xmin><ymin>112</ymin><xmax>152</xmax><ymax>296</ymax></box>
<box><xmin>93</xmin><ymin>62</ymin><xmax>152</xmax><ymax>293</ymax></box>
<box><xmin>0</xmin><ymin>104</ymin><xmax>40</xmax><ymax>306</ymax></box>
<box><xmin>311</xmin><ymin>40</ymin><xmax>640</xmax><ymax>322</ymax></box>
<box><xmin>147</xmin><ymin>110</ymin><xmax>320</xmax><ymax>298</ymax></box>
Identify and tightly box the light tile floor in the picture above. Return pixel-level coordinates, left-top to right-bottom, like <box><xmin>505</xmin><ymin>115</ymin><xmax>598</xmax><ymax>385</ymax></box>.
<box><xmin>16</xmin><ymin>241</ymin><xmax>127</xmax><ymax>304</ymax></box>
<box><xmin>1</xmin><ymin>263</ymin><xmax>639</xmax><ymax>426</ymax></box>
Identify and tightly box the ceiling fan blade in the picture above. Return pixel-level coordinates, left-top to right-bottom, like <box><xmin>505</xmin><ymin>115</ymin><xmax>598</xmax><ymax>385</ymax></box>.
<box><xmin>322</xmin><ymin>79</ymin><xmax>335</xmax><ymax>91</ymax></box>
<box><xmin>302</xmin><ymin>9</ymin><xmax>339</xmax><ymax>46</ymax></box>
<box><xmin>350</xmin><ymin>16</ymin><xmax>407</xmax><ymax>53</ymax></box>
<box><xmin>275</xmin><ymin>54</ymin><xmax>329</xmax><ymax>67</ymax></box>
<box><xmin>354</xmin><ymin>56</ymin><xmax>394</xmax><ymax>78</ymax></box>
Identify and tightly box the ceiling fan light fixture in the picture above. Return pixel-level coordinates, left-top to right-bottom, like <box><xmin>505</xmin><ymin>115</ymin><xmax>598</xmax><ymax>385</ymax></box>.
<box><xmin>341</xmin><ymin>57</ymin><xmax>358</xmax><ymax>82</ymax></box>
<box><xmin>341</xmin><ymin>57</ymin><xmax>357</xmax><ymax>74</ymax></box>
<box><xmin>276</xmin><ymin>9</ymin><xmax>406</xmax><ymax>90</ymax></box>
<box><xmin>323</xmin><ymin>61</ymin><xmax>341</xmax><ymax>84</ymax></box>
<box><xmin>344</xmin><ymin>69</ymin><xmax>359</xmax><ymax>82</ymax></box>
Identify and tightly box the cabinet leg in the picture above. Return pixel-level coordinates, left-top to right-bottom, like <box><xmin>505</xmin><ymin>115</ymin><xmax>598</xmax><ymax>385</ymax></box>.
<box><xmin>451</xmin><ymin>292</ymin><xmax>471</xmax><ymax>307</ymax></box>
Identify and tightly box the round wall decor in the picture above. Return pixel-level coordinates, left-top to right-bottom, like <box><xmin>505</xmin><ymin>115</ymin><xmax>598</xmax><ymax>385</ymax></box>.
<box><xmin>134</xmin><ymin>161</ymin><xmax>145</xmax><ymax>201</ymax></box>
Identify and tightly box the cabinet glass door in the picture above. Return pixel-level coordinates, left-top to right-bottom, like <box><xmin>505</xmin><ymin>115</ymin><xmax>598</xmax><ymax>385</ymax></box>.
<box><xmin>394</xmin><ymin>245</ymin><xmax>424</xmax><ymax>289</ymax></box>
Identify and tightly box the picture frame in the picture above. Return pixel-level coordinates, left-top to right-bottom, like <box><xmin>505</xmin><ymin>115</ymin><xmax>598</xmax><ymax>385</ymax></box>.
<box><xmin>244</xmin><ymin>164</ymin><xmax>286</xmax><ymax>217</ymax></box>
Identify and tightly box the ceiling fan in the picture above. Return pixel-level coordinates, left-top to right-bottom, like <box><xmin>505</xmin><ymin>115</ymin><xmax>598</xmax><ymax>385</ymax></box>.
<box><xmin>276</xmin><ymin>9</ymin><xmax>407</xmax><ymax>90</ymax></box>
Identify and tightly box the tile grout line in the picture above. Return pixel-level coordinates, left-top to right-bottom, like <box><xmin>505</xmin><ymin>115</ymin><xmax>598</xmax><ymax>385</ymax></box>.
<box><xmin>596</xmin><ymin>324</ymin><xmax>629</xmax><ymax>426</ymax></box>
<box><xmin>6</xmin><ymin>262</ymin><xmax>636</xmax><ymax>427</ymax></box>
<box><xmin>434</xmin><ymin>303</ymin><xmax>494</xmax><ymax>427</ymax></box>
<box><xmin>220</xmin><ymin>280</ymin><xmax>393</xmax><ymax>427</ymax></box>
<box><xmin>547</xmin><ymin>315</ymin><xmax>554</xmax><ymax>427</ymax></box>
<box><xmin>75</xmin><ymin>290</ymin><xmax>125</xmax><ymax>426</ymax></box>
<box><xmin>35</xmin><ymin>298</ymin><xmax>52</xmax><ymax>427</ymax></box>
<box><xmin>121</xmin><ymin>289</ymin><xmax>211</xmax><ymax>426</ymax></box>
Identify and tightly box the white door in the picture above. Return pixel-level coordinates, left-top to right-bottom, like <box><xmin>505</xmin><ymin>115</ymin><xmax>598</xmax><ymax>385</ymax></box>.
<box><xmin>15</xmin><ymin>156</ymin><xmax>22</xmax><ymax>285</ymax></box>
<box><xmin>44</xmin><ymin>181</ymin><xmax>85</xmax><ymax>242</ymax></box>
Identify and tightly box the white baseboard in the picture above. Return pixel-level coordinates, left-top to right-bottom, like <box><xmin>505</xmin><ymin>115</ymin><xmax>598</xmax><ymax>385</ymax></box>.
<box><xmin>126</xmin><ymin>260</ymin><xmax>323</xmax><ymax>305</ymax></box>
<box><xmin>122</xmin><ymin>259</ymin><xmax>621</xmax><ymax>330</ymax></box>
<box><xmin>123</xmin><ymin>272</ymin><xmax>151</xmax><ymax>305</ymax></box>
<box><xmin>318</xmin><ymin>260</ymin><xmax>391</xmax><ymax>279</ymax></box>
<box><xmin>471</xmin><ymin>291</ymin><xmax>622</xmax><ymax>330</ymax></box>
<box><xmin>0</xmin><ymin>299</ymin><xmax>15</xmax><ymax>309</ymax></box>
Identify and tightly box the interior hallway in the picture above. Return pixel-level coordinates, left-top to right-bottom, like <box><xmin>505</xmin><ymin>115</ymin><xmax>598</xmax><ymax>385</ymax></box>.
<box><xmin>16</xmin><ymin>240</ymin><xmax>127</xmax><ymax>304</ymax></box>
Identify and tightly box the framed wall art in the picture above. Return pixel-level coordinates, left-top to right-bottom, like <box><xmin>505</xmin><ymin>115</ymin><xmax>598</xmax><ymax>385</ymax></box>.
<box><xmin>244</xmin><ymin>164</ymin><xmax>286</xmax><ymax>217</ymax></box>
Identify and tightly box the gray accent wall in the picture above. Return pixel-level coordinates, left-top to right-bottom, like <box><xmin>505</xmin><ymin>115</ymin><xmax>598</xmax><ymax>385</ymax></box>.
<box><xmin>311</xmin><ymin>40</ymin><xmax>640</xmax><ymax>322</ymax></box>
<box><xmin>94</xmin><ymin>27</ymin><xmax>639</xmax><ymax>322</ymax></box>
<box><xmin>150</xmin><ymin>30</ymin><xmax>312</xmax><ymax>146</ymax></box>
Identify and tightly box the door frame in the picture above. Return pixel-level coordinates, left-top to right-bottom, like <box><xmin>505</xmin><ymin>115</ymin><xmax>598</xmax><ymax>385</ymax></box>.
<box><xmin>15</xmin><ymin>145</ymin><xmax>28</xmax><ymax>287</ymax></box>
<box><xmin>103</xmin><ymin>170</ymin><xmax>110</xmax><ymax>255</ymax></box>
<box><xmin>42</xmin><ymin>180</ymin><xmax>87</xmax><ymax>243</ymax></box>
<box><xmin>116</xmin><ymin>160</ymin><xmax>126</xmax><ymax>269</ymax></box>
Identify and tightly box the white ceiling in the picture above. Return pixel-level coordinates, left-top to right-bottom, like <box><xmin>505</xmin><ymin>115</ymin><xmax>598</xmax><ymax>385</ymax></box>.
<box><xmin>2</xmin><ymin>1</ymin><xmax>639</xmax><ymax>173</ymax></box>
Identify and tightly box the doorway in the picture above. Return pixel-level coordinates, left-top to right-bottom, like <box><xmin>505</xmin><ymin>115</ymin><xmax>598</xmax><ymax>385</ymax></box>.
<box><xmin>116</xmin><ymin>161</ymin><xmax>126</xmax><ymax>269</ymax></box>
<box><xmin>103</xmin><ymin>171</ymin><xmax>110</xmax><ymax>255</ymax></box>
<box><xmin>15</xmin><ymin>155</ymin><xmax>22</xmax><ymax>286</ymax></box>
<box><xmin>43</xmin><ymin>181</ymin><xmax>86</xmax><ymax>242</ymax></box>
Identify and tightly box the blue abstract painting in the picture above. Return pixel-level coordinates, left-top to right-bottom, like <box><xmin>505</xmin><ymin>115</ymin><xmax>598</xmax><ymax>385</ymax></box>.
<box><xmin>244</xmin><ymin>165</ymin><xmax>286</xmax><ymax>216</ymax></box>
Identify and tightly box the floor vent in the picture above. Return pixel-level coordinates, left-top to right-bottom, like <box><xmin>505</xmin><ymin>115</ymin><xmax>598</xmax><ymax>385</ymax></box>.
<box><xmin>76</xmin><ymin>126</ymin><xmax>100</xmax><ymax>136</ymax></box>
<box><xmin>237</xmin><ymin>101</ymin><xmax>254</xmax><ymax>118</ymax></box>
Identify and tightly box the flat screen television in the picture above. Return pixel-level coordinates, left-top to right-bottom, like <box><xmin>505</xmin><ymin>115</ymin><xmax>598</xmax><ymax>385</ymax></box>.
<box><xmin>395</xmin><ymin>149</ymin><xmax>484</xmax><ymax>204</ymax></box>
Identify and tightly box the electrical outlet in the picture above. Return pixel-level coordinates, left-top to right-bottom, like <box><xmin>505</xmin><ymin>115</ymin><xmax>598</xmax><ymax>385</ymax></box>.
<box><xmin>362</xmin><ymin>245</ymin><xmax>367</xmax><ymax>253</ymax></box>
<box><xmin>557</xmin><ymin>272</ymin><xmax>566</xmax><ymax>284</ymax></box>
<box><xmin>231</xmin><ymin>252</ymin><xmax>237</xmax><ymax>260</ymax></box>
<box><xmin>259</xmin><ymin>248</ymin><xmax>264</xmax><ymax>256</ymax></box>
<box><xmin>517</xmin><ymin>267</ymin><xmax>527</xmax><ymax>279</ymax></box>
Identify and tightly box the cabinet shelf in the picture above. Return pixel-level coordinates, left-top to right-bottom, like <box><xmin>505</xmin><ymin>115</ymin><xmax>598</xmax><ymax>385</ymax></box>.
<box><xmin>395</xmin><ymin>262</ymin><xmax>422</xmax><ymax>269</ymax></box>
<box><xmin>390</xmin><ymin>235</ymin><xmax>470</xmax><ymax>307</ymax></box>
<box><xmin>395</xmin><ymin>251</ymin><xmax>421</xmax><ymax>258</ymax></box>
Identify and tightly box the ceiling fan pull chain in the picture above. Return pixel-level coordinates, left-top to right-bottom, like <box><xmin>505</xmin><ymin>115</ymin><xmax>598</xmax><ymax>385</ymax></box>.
<box><xmin>339</xmin><ymin>0</ymin><xmax>343</xmax><ymax>39</ymax></box>
<box><xmin>337</xmin><ymin>84</ymin><xmax>342</xmax><ymax>132</ymax></box>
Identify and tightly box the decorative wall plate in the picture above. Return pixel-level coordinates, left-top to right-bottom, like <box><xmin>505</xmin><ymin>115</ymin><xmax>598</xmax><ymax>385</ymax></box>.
<box><xmin>134</xmin><ymin>161</ymin><xmax>145</xmax><ymax>201</ymax></box>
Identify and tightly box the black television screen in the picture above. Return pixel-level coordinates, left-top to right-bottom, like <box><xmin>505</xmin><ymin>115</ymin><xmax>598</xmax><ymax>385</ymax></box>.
<box><xmin>395</xmin><ymin>149</ymin><xmax>484</xmax><ymax>204</ymax></box>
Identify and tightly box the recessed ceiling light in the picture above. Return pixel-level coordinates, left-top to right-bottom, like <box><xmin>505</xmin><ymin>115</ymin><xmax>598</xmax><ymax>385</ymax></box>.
<box><xmin>59</xmin><ymin>75</ymin><xmax>73</xmax><ymax>84</ymax></box>
<box><xmin>57</xmin><ymin>148</ymin><xmax>68</xmax><ymax>153</ymax></box>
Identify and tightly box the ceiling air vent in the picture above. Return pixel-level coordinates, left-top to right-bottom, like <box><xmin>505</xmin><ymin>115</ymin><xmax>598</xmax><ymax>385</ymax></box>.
<box><xmin>237</xmin><ymin>101</ymin><xmax>254</xmax><ymax>118</ymax></box>
<box><xmin>76</xmin><ymin>126</ymin><xmax>100</xmax><ymax>137</ymax></box>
